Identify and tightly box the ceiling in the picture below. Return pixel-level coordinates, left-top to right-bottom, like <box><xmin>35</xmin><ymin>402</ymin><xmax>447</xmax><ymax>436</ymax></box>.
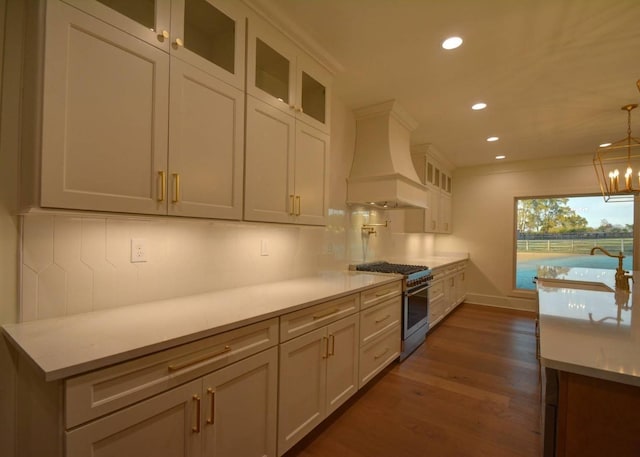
<box><xmin>252</xmin><ymin>0</ymin><xmax>640</xmax><ymax>168</ymax></box>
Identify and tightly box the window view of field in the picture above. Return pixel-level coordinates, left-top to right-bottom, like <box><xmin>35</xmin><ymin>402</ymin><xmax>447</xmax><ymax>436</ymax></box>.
<box><xmin>516</xmin><ymin>196</ymin><xmax>634</xmax><ymax>290</ymax></box>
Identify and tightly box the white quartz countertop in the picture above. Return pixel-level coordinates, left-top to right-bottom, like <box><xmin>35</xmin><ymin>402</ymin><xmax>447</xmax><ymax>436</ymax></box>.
<box><xmin>1</xmin><ymin>272</ymin><xmax>400</xmax><ymax>382</ymax></box>
<box><xmin>537</xmin><ymin>266</ymin><xmax>640</xmax><ymax>387</ymax></box>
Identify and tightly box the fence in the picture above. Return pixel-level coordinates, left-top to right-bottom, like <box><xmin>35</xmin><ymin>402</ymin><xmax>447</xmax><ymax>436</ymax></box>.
<box><xmin>516</xmin><ymin>238</ymin><xmax>633</xmax><ymax>255</ymax></box>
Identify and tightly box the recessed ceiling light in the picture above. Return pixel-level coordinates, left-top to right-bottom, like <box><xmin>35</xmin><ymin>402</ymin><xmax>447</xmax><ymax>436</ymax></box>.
<box><xmin>496</xmin><ymin>155</ymin><xmax>506</xmax><ymax>160</ymax></box>
<box><xmin>599</xmin><ymin>142</ymin><xmax>612</xmax><ymax>148</ymax></box>
<box><xmin>471</xmin><ymin>102</ymin><xmax>487</xmax><ymax>110</ymax></box>
<box><xmin>442</xmin><ymin>36</ymin><xmax>463</xmax><ymax>50</ymax></box>
<box><xmin>487</xmin><ymin>136</ymin><xmax>499</xmax><ymax>142</ymax></box>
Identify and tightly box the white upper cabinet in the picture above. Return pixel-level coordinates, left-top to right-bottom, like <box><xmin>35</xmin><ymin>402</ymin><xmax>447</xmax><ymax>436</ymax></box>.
<box><xmin>244</xmin><ymin>15</ymin><xmax>331</xmax><ymax>226</ymax></box>
<box><xmin>61</xmin><ymin>0</ymin><xmax>245</xmax><ymax>89</ymax></box>
<box><xmin>41</xmin><ymin>0</ymin><xmax>170</xmax><ymax>215</ymax></box>
<box><xmin>404</xmin><ymin>146</ymin><xmax>454</xmax><ymax>234</ymax></box>
<box><xmin>244</xmin><ymin>97</ymin><xmax>329</xmax><ymax>225</ymax></box>
<box><xmin>246</xmin><ymin>17</ymin><xmax>331</xmax><ymax>133</ymax></box>
<box><xmin>168</xmin><ymin>59</ymin><xmax>244</xmax><ymax>219</ymax></box>
<box><xmin>35</xmin><ymin>0</ymin><xmax>246</xmax><ymax>219</ymax></box>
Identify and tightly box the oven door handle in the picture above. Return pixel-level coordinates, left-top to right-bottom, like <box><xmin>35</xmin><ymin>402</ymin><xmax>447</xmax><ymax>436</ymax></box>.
<box><xmin>407</xmin><ymin>283</ymin><xmax>431</xmax><ymax>296</ymax></box>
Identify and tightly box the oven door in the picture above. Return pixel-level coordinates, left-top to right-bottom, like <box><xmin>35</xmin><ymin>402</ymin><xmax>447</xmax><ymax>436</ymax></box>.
<box><xmin>404</xmin><ymin>283</ymin><xmax>430</xmax><ymax>338</ymax></box>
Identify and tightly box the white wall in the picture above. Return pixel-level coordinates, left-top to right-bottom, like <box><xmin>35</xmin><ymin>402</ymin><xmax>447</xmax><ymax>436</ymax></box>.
<box><xmin>437</xmin><ymin>154</ymin><xmax>602</xmax><ymax>311</ymax></box>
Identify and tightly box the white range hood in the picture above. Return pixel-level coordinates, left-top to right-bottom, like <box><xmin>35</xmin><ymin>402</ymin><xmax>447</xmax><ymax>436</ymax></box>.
<box><xmin>347</xmin><ymin>100</ymin><xmax>427</xmax><ymax>209</ymax></box>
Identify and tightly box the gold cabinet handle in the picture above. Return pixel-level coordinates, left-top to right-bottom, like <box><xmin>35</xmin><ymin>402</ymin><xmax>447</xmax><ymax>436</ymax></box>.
<box><xmin>374</xmin><ymin>347</ymin><xmax>390</xmax><ymax>360</ymax></box>
<box><xmin>375</xmin><ymin>291</ymin><xmax>391</xmax><ymax>297</ymax></box>
<box><xmin>172</xmin><ymin>173</ymin><xmax>180</xmax><ymax>203</ymax></box>
<box><xmin>375</xmin><ymin>314</ymin><xmax>391</xmax><ymax>324</ymax></box>
<box><xmin>206</xmin><ymin>388</ymin><xmax>215</xmax><ymax>425</ymax></box>
<box><xmin>322</xmin><ymin>336</ymin><xmax>329</xmax><ymax>359</ymax></box>
<box><xmin>289</xmin><ymin>194</ymin><xmax>295</xmax><ymax>215</ymax></box>
<box><xmin>328</xmin><ymin>334</ymin><xmax>335</xmax><ymax>356</ymax></box>
<box><xmin>174</xmin><ymin>37</ymin><xmax>184</xmax><ymax>48</ymax></box>
<box><xmin>157</xmin><ymin>29</ymin><xmax>169</xmax><ymax>41</ymax></box>
<box><xmin>313</xmin><ymin>307</ymin><xmax>340</xmax><ymax>320</ymax></box>
<box><xmin>295</xmin><ymin>195</ymin><xmax>301</xmax><ymax>215</ymax></box>
<box><xmin>168</xmin><ymin>345</ymin><xmax>231</xmax><ymax>372</ymax></box>
<box><xmin>192</xmin><ymin>394</ymin><xmax>201</xmax><ymax>433</ymax></box>
<box><xmin>157</xmin><ymin>171</ymin><xmax>166</xmax><ymax>202</ymax></box>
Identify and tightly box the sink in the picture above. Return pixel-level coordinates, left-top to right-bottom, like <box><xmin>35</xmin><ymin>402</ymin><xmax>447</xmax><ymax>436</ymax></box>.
<box><xmin>536</xmin><ymin>277</ymin><xmax>614</xmax><ymax>292</ymax></box>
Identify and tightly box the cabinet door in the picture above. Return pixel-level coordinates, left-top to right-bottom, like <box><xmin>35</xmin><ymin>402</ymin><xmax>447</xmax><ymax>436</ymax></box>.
<box><xmin>440</xmin><ymin>193</ymin><xmax>452</xmax><ymax>233</ymax></box>
<box><xmin>428</xmin><ymin>187</ymin><xmax>440</xmax><ymax>232</ymax></box>
<box><xmin>246</xmin><ymin>18</ymin><xmax>297</xmax><ymax>114</ymax></box>
<box><xmin>169</xmin><ymin>0</ymin><xmax>246</xmax><ymax>90</ymax></box>
<box><xmin>293</xmin><ymin>122</ymin><xmax>328</xmax><ymax>225</ymax></box>
<box><xmin>66</xmin><ymin>379</ymin><xmax>201</xmax><ymax>457</ymax></box>
<box><xmin>278</xmin><ymin>327</ymin><xmax>327</xmax><ymax>455</ymax></box>
<box><xmin>325</xmin><ymin>314</ymin><xmax>359</xmax><ymax>416</ymax></box>
<box><xmin>42</xmin><ymin>1</ymin><xmax>169</xmax><ymax>214</ymax></box>
<box><xmin>202</xmin><ymin>348</ymin><xmax>277</xmax><ymax>457</ymax></box>
<box><xmin>244</xmin><ymin>96</ymin><xmax>296</xmax><ymax>224</ymax></box>
<box><xmin>168</xmin><ymin>59</ymin><xmax>243</xmax><ymax>219</ymax></box>
<box><xmin>295</xmin><ymin>53</ymin><xmax>331</xmax><ymax>133</ymax></box>
<box><xmin>61</xmin><ymin>0</ymin><xmax>172</xmax><ymax>52</ymax></box>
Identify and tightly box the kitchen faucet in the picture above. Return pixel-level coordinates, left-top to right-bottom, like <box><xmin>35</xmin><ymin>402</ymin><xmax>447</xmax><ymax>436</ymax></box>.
<box><xmin>589</xmin><ymin>246</ymin><xmax>633</xmax><ymax>292</ymax></box>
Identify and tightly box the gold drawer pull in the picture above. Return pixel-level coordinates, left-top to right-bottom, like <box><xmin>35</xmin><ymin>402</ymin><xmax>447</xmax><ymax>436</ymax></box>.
<box><xmin>375</xmin><ymin>314</ymin><xmax>391</xmax><ymax>324</ymax></box>
<box><xmin>375</xmin><ymin>291</ymin><xmax>392</xmax><ymax>297</ymax></box>
<box><xmin>289</xmin><ymin>194</ymin><xmax>295</xmax><ymax>215</ymax></box>
<box><xmin>158</xmin><ymin>171</ymin><xmax>166</xmax><ymax>202</ymax></box>
<box><xmin>207</xmin><ymin>388</ymin><xmax>215</xmax><ymax>425</ymax></box>
<box><xmin>192</xmin><ymin>394</ymin><xmax>201</xmax><ymax>433</ymax></box>
<box><xmin>322</xmin><ymin>336</ymin><xmax>329</xmax><ymax>359</ymax></box>
<box><xmin>168</xmin><ymin>345</ymin><xmax>231</xmax><ymax>372</ymax></box>
<box><xmin>313</xmin><ymin>307</ymin><xmax>340</xmax><ymax>320</ymax></box>
<box><xmin>172</xmin><ymin>173</ymin><xmax>180</xmax><ymax>203</ymax></box>
<box><xmin>295</xmin><ymin>195</ymin><xmax>301</xmax><ymax>216</ymax></box>
<box><xmin>328</xmin><ymin>334</ymin><xmax>335</xmax><ymax>356</ymax></box>
<box><xmin>374</xmin><ymin>347</ymin><xmax>389</xmax><ymax>360</ymax></box>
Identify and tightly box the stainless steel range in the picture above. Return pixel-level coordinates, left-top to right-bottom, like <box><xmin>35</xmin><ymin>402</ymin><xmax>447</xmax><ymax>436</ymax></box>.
<box><xmin>354</xmin><ymin>261</ymin><xmax>433</xmax><ymax>360</ymax></box>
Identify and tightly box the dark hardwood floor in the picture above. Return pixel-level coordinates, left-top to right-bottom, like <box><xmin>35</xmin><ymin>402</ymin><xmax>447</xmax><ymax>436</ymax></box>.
<box><xmin>286</xmin><ymin>303</ymin><xmax>541</xmax><ymax>457</ymax></box>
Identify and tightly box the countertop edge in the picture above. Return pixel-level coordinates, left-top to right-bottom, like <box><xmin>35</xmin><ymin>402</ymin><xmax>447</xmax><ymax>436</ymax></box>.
<box><xmin>2</xmin><ymin>273</ymin><xmax>402</xmax><ymax>382</ymax></box>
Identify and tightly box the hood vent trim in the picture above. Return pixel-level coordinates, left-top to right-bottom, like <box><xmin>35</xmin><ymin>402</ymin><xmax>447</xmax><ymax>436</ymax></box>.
<box><xmin>347</xmin><ymin>100</ymin><xmax>427</xmax><ymax>209</ymax></box>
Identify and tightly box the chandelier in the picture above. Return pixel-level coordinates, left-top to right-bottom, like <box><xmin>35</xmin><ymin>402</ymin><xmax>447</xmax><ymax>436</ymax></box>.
<box><xmin>593</xmin><ymin>80</ymin><xmax>640</xmax><ymax>202</ymax></box>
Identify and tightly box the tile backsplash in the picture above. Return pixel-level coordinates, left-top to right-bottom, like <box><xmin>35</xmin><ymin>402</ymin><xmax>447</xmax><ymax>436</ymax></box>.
<box><xmin>20</xmin><ymin>208</ymin><xmax>433</xmax><ymax>321</ymax></box>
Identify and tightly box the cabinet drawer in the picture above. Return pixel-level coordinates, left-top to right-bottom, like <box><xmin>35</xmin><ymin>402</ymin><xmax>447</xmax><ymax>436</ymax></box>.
<box><xmin>360</xmin><ymin>280</ymin><xmax>402</xmax><ymax>310</ymax></box>
<box><xmin>358</xmin><ymin>325</ymin><xmax>400</xmax><ymax>388</ymax></box>
<box><xmin>65</xmin><ymin>318</ymin><xmax>278</xmax><ymax>428</ymax></box>
<box><xmin>360</xmin><ymin>296</ymin><xmax>401</xmax><ymax>346</ymax></box>
<box><xmin>430</xmin><ymin>280</ymin><xmax>445</xmax><ymax>302</ymax></box>
<box><xmin>280</xmin><ymin>294</ymin><xmax>360</xmax><ymax>342</ymax></box>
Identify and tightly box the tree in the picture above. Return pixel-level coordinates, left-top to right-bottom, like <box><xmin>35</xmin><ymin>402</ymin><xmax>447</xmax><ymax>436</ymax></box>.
<box><xmin>517</xmin><ymin>198</ymin><xmax>589</xmax><ymax>234</ymax></box>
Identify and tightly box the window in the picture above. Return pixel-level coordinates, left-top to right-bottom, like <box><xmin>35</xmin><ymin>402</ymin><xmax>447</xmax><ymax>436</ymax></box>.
<box><xmin>515</xmin><ymin>196</ymin><xmax>634</xmax><ymax>290</ymax></box>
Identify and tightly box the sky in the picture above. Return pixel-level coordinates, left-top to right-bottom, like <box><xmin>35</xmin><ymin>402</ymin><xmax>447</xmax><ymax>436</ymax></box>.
<box><xmin>566</xmin><ymin>196</ymin><xmax>633</xmax><ymax>228</ymax></box>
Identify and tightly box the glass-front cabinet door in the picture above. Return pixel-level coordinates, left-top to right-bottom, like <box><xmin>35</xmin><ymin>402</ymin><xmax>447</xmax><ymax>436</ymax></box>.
<box><xmin>170</xmin><ymin>0</ymin><xmax>246</xmax><ymax>89</ymax></box>
<box><xmin>296</xmin><ymin>52</ymin><xmax>331</xmax><ymax>133</ymax></box>
<box><xmin>61</xmin><ymin>0</ymin><xmax>172</xmax><ymax>51</ymax></box>
<box><xmin>61</xmin><ymin>0</ymin><xmax>246</xmax><ymax>88</ymax></box>
<box><xmin>247</xmin><ymin>20</ymin><xmax>297</xmax><ymax>115</ymax></box>
<box><xmin>247</xmin><ymin>17</ymin><xmax>331</xmax><ymax>132</ymax></box>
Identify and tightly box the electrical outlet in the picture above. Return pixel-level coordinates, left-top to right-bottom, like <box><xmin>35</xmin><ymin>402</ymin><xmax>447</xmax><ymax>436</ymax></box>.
<box><xmin>130</xmin><ymin>238</ymin><xmax>148</xmax><ymax>263</ymax></box>
<box><xmin>260</xmin><ymin>239</ymin><xmax>269</xmax><ymax>256</ymax></box>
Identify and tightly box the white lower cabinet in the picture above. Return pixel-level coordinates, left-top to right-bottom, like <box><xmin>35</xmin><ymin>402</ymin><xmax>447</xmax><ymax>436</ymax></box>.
<box><xmin>12</xmin><ymin>282</ymin><xmax>405</xmax><ymax>457</ymax></box>
<box><xmin>428</xmin><ymin>261</ymin><xmax>467</xmax><ymax>329</ymax></box>
<box><xmin>244</xmin><ymin>96</ymin><xmax>329</xmax><ymax>225</ymax></box>
<box><xmin>67</xmin><ymin>347</ymin><xmax>277</xmax><ymax>457</ymax></box>
<box><xmin>66</xmin><ymin>378</ymin><xmax>202</xmax><ymax>456</ymax></box>
<box><xmin>277</xmin><ymin>313</ymin><xmax>359</xmax><ymax>455</ymax></box>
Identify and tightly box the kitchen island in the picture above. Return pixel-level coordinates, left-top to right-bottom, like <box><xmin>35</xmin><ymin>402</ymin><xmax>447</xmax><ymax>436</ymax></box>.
<box><xmin>537</xmin><ymin>267</ymin><xmax>640</xmax><ymax>457</ymax></box>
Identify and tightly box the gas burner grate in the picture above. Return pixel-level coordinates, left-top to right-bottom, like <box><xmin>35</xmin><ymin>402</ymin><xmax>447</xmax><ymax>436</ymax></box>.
<box><xmin>355</xmin><ymin>261</ymin><xmax>428</xmax><ymax>275</ymax></box>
